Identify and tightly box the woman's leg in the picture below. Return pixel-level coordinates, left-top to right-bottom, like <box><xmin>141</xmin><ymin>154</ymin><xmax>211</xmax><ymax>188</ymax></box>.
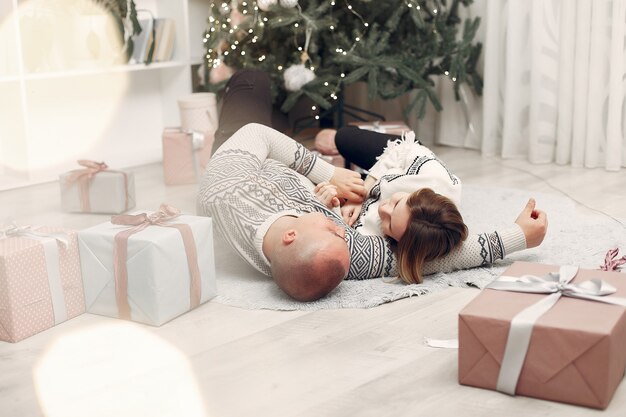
<box><xmin>334</xmin><ymin>126</ymin><xmax>401</xmax><ymax>170</ymax></box>
<box><xmin>212</xmin><ymin>69</ymin><xmax>273</xmax><ymax>153</ymax></box>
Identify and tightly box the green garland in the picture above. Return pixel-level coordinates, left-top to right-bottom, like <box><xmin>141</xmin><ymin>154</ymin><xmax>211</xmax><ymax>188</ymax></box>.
<box><xmin>94</xmin><ymin>0</ymin><xmax>141</xmax><ymax>60</ymax></box>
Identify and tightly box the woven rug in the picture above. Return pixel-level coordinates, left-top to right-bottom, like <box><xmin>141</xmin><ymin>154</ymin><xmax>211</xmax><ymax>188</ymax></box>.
<box><xmin>212</xmin><ymin>185</ymin><xmax>626</xmax><ymax>310</ymax></box>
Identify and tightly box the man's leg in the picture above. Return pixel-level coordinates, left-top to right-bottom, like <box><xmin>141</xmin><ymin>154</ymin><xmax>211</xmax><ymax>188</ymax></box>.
<box><xmin>212</xmin><ymin>69</ymin><xmax>273</xmax><ymax>154</ymax></box>
<box><xmin>334</xmin><ymin>126</ymin><xmax>401</xmax><ymax>170</ymax></box>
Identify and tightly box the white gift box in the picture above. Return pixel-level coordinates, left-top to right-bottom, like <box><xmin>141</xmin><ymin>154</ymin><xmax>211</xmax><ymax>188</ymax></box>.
<box><xmin>78</xmin><ymin>211</ymin><xmax>216</xmax><ymax>326</ymax></box>
<box><xmin>59</xmin><ymin>170</ymin><xmax>136</xmax><ymax>214</ymax></box>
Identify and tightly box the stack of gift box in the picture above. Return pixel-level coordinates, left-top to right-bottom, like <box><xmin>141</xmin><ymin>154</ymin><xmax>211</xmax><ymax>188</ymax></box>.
<box><xmin>0</xmin><ymin>200</ymin><xmax>217</xmax><ymax>341</ymax></box>
<box><xmin>1</xmin><ymin>93</ymin><xmax>221</xmax><ymax>342</ymax></box>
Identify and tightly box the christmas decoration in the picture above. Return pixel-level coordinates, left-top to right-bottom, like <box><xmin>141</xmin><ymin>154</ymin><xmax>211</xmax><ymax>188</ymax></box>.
<box><xmin>230</xmin><ymin>7</ymin><xmax>247</xmax><ymax>27</ymax></box>
<box><xmin>284</xmin><ymin>63</ymin><xmax>315</xmax><ymax>91</ymax></box>
<box><xmin>279</xmin><ymin>0</ymin><xmax>299</xmax><ymax>8</ymax></box>
<box><xmin>203</xmin><ymin>0</ymin><xmax>483</xmax><ymax>120</ymax></box>
<box><xmin>209</xmin><ymin>60</ymin><xmax>235</xmax><ymax>84</ymax></box>
<box><xmin>256</xmin><ymin>0</ymin><xmax>277</xmax><ymax>12</ymax></box>
<box><xmin>94</xmin><ymin>0</ymin><xmax>141</xmax><ymax>61</ymax></box>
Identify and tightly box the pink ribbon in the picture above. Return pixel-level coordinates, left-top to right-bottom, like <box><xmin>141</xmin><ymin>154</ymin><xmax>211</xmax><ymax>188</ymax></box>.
<box><xmin>65</xmin><ymin>160</ymin><xmax>129</xmax><ymax>212</ymax></box>
<box><xmin>601</xmin><ymin>248</ymin><xmax>626</xmax><ymax>272</ymax></box>
<box><xmin>110</xmin><ymin>204</ymin><xmax>202</xmax><ymax>320</ymax></box>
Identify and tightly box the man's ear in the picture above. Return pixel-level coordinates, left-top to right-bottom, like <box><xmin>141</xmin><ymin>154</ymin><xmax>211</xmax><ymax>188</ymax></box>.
<box><xmin>282</xmin><ymin>229</ymin><xmax>297</xmax><ymax>245</ymax></box>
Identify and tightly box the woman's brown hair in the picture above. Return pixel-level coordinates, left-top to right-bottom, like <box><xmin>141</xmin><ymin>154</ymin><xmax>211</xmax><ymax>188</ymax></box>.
<box><xmin>396</xmin><ymin>188</ymin><xmax>468</xmax><ymax>284</ymax></box>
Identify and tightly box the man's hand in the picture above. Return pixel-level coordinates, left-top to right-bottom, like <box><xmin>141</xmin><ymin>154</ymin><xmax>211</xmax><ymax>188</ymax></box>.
<box><xmin>314</xmin><ymin>182</ymin><xmax>340</xmax><ymax>209</ymax></box>
<box><xmin>515</xmin><ymin>198</ymin><xmax>548</xmax><ymax>248</ymax></box>
<box><xmin>330</xmin><ymin>167</ymin><xmax>366</xmax><ymax>203</ymax></box>
<box><xmin>341</xmin><ymin>202</ymin><xmax>362</xmax><ymax>226</ymax></box>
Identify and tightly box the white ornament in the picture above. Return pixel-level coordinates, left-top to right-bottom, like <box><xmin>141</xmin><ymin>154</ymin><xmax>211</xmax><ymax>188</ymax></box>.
<box><xmin>279</xmin><ymin>0</ymin><xmax>299</xmax><ymax>8</ymax></box>
<box><xmin>257</xmin><ymin>0</ymin><xmax>278</xmax><ymax>11</ymax></box>
<box><xmin>284</xmin><ymin>63</ymin><xmax>316</xmax><ymax>92</ymax></box>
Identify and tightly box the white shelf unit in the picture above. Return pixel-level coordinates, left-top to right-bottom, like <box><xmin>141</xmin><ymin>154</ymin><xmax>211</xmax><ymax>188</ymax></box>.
<box><xmin>0</xmin><ymin>0</ymin><xmax>210</xmax><ymax>191</ymax></box>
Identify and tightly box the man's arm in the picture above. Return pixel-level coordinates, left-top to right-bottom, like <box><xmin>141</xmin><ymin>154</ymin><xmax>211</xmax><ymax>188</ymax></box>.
<box><xmin>213</xmin><ymin>123</ymin><xmax>364</xmax><ymax>200</ymax></box>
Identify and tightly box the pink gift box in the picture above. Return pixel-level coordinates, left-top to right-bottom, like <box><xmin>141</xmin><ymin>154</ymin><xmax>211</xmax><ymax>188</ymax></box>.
<box><xmin>0</xmin><ymin>227</ymin><xmax>85</xmax><ymax>342</ymax></box>
<box><xmin>162</xmin><ymin>128</ymin><xmax>214</xmax><ymax>185</ymax></box>
<box><xmin>458</xmin><ymin>261</ymin><xmax>626</xmax><ymax>409</ymax></box>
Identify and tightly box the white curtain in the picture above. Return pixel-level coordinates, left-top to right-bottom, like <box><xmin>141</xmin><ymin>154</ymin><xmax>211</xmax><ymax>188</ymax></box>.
<box><xmin>480</xmin><ymin>0</ymin><xmax>626</xmax><ymax>171</ymax></box>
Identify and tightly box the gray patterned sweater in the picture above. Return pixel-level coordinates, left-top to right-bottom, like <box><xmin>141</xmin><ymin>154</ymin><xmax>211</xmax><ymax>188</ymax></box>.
<box><xmin>197</xmin><ymin>123</ymin><xmax>526</xmax><ymax>280</ymax></box>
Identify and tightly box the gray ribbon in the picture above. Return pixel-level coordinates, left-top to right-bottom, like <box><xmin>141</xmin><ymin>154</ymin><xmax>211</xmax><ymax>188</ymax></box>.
<box><xmin>487</xmin><ymin>265</ymin><xmax>626</xmax><ymax>395</ymax></box>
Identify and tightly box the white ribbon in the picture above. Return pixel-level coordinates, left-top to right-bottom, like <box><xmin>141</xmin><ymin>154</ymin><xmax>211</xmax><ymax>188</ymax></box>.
<box><xmin>1</xmin><ymin>223</ymin><xmax>69</xmax><ymax>324</ymax></box>
<box><xmin>423</xmin><ymin>337</ymin><xmax>459</xmax><ymax>349</ymax></box>
<box><xmin>190</xmin><ymin>131</ymin><xmax>205</xmax><ymax>151</ymax></box>
<box><xmin>487</xmin><ymin>265</ymin><xmax>626</xmax><ymax>395</ymax></box>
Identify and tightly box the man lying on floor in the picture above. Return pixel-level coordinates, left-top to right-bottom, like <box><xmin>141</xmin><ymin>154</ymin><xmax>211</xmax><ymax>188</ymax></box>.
<box><xmin>197</xmin><ymin>69</ymin><xmax>547</xmax><ymax>301</ymax></box>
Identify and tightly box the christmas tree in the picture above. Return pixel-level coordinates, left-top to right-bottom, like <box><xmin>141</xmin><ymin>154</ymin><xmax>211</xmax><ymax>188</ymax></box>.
<box><xmin>203</xmin><ymin>0</ymin><xmax>482</xmax><ymax>121</ymax></box>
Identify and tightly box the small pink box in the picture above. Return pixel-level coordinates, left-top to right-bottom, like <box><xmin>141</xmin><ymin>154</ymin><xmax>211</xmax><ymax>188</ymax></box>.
<box><xmin>0</xmin><ymin>227</ymin><xmax>85</xmax><ymax>342</ymax></box>
<box><xmin>162</xmin><ymin>128</ymin><xmax>214</xmax><ymax>185</ymax></box>
<box><xmin>459</xmin><ymin>261</ymin><xmax>626</xmax><ymax>409</ymax></box>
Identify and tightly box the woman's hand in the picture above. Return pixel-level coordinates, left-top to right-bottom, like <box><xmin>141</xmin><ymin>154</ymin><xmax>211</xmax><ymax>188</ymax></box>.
<box><xmin>514</xmin><ymin>198</ymin><xmax>548</xmax><ymax>248</ymax></box>
<box><xmin>330</xmin><ymin>167</ymin><xmax>366</xmax><ymax>203</ymax></box>
<box><xmin>314</xmin><ymin>182</ymin><xmax>340</xmax><ymax>209</ymax></box>
<box><xmin>341</xmin><ymin>202</ymin><xmax>362</xmax><ymax>226</ymax></box>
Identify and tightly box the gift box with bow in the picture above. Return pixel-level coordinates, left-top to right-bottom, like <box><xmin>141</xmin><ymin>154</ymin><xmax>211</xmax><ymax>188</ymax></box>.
<box><xmin>0</xmin><ymin>224</ymin><xmax>85</xmax><ymax>342</ymax></box>
<box><xmin>77</xmin><ymin>204</ymin><xmax>216</xmax><ymax>326</ymax></box>
<box><xmin>59</xmin><ymin>160</ymin><xmax>136</xmax><ymax>214</ymax></box>
<box><xmin>458</xmin><ymin>261</ymin><xmax>626</xmax><ymax>409</ymax></box>
<box><xmin>162</xmin><ymin>128</ymin><xmax>214</xmax><ymax>185</ymax></box>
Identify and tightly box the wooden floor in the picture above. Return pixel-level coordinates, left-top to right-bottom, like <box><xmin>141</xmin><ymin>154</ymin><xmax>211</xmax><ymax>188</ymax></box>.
<box><xmin>1</xmin><ymin>147</ymin><xmax>625</xmax><ymax>417</ymax></box>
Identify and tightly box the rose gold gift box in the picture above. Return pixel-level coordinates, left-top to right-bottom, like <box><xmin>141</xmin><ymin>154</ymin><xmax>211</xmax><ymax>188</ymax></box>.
<box><xmin>0</xmin><ymin>228</ymin><xmax>85</xmax><ymax>342</ymax></box>
<box><xmin>162</xmin><ymin>128</ymin><xmax>214</xmax><ymax>185</ymax></box>
<box><xmin>459</xmin><ymin>261</ymin><xmax>626</xmax><ymax>409</ymax></box>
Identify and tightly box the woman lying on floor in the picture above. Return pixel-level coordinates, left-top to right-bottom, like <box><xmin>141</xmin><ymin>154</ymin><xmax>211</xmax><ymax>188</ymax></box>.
<box><xmin>312</xmin><ymin>126</ymin><xmax>547</xmax><ymax>284</ymax></box>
